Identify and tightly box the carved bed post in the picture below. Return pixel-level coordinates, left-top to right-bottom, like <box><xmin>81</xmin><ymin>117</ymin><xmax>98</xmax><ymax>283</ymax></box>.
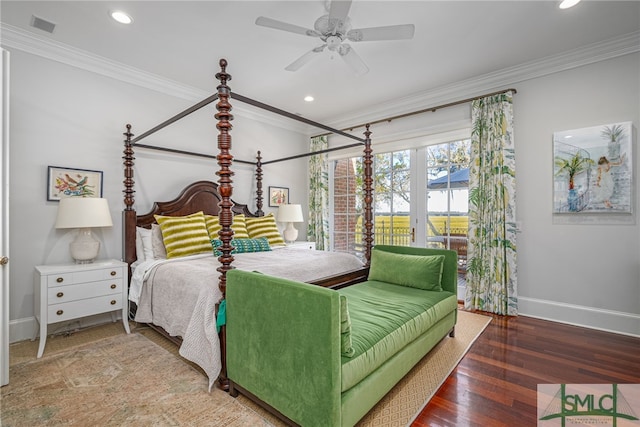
<box><xmin>215</xmin><ymin>59</ymin><xmax>235</xmax><ymax>298</ymax></box>
<box><xmin>215</xmin><ymin>59</ymin><xmax>234</xmax><ymax>391</ymax></box>
<box><xmin>255</xmin><ymin>151</ymin><xmax>264</xmax><ymax>216</ymax></box>
<box><xmin>123</xmin><ymin>124</ymin><xmax>137</xmax><ymax>272</ymax></box>
<box><xmin>363</xmin><ymin>124</ymin><xmax>374</xmax><ymax>266</ymax></box>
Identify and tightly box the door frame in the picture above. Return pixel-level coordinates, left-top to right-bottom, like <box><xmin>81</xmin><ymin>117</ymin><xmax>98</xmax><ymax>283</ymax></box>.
<box><xmin>1</xmin><ymin>48</ymin><xmax>10</xmax><ymax>386</ymax></box>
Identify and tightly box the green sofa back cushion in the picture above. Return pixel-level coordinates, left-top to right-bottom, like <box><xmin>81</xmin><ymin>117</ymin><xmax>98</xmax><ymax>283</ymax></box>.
<box><xmin>368</xmin><ymin>249</ymin><xmax>445</xmax><ymax>291</ymax></box>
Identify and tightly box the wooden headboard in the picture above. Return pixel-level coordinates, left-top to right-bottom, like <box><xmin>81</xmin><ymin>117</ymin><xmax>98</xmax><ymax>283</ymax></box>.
<box><xmin>123</xmin><ymin>180</ymin><xmax>258</xmax><ymax>267</ymax></box>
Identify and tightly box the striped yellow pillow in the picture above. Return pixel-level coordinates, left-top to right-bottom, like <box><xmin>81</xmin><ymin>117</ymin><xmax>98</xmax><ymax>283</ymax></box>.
<box><xmin>154</xmin><ymin>211</ymin><xmax>212</xmax><ymax>259</ymax></box>
<box><xmin>245</xmin><ymin>213</ymin><xmax>286</xmax><ymax>247</ymax></box>
<box><xmin>204</xmin><ymin>214</ymin><xmax>250</xmax><ymax>240</ymax></box>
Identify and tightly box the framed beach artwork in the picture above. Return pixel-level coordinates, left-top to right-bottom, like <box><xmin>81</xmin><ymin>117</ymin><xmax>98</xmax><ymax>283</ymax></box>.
<box><xmin>47</xmin><ymin>166</ymin><xmax>103</xmax><ymax>201</ymax></box>
<box><xmin>553</xmin><ymin>121</ymin><xmax>633</xmax><ymax>214</ymax></box>
<box><xmin>268</xmin><ymin>186</ymin><xmax>289</xmax><ymax>207</ymax></box>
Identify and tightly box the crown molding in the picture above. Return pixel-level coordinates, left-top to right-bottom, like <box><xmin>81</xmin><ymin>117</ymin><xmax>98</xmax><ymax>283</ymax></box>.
<box><xmin>325</xmin><ymin>30</ymin><xmax>640</xmax><ymax>130</ymax></box>
<box><xmin>2</xmin><ymin>23</ymin><xmax>638</xmax><ymax>135</ymax></box>
<box><xmin>0</xmin><ymin>23</ymin><xmax>309</xmax><ymax>134</ymax></box>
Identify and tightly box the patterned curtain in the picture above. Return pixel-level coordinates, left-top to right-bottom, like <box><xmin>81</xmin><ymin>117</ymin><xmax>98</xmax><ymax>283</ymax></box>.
<box><xmin>308</xmin><ymin>136</ymin><xmax>330</xmax><ymax>251</ymax></box>
<box><xmin>464</xmin><ymin>91</ymin><xmax>518</xmax><ymax>315</ymax></box>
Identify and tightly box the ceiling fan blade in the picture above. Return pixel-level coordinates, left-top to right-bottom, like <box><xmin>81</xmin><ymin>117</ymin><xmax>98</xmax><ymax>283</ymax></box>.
<box><xmin>347</xmin><ymin>24</ymin><xmax>415</xmax><ymax>42</ymax></box>
<box><xmin>328</xmin><ymin>0</ymin><xmax>352</xmax><ymax>34</ymax></box>
<box><xmin>256</xmin><ymin>16</ymin><xmax>321</xmax><ymax>37</ymax></box>
<box><xmin>285</xmin><ymin>45</ymin><xmax>327</xmax><ymax>72</ymax></box>
<box><xmin>338</xmin><ymin>44</ymin><xmax>369</xmax><ymax>76</ymax></box>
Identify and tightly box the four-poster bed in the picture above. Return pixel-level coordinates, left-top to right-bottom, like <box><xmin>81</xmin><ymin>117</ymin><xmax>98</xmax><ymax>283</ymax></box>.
<box><xmin>122</xmin><ymin>59</ymin><xmax>374</xmax><ymax>389</ymax></box>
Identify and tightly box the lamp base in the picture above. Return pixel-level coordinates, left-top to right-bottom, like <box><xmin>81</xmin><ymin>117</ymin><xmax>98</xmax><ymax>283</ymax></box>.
<box><xmin>283</xmin><ymin>223</ymin><xmax>299</xmax><ymax>244</ymax></box>
<box><xmin>70</xmin><ymin>228</ymin><xmax>100</xmax><ymax>264</ymax></box>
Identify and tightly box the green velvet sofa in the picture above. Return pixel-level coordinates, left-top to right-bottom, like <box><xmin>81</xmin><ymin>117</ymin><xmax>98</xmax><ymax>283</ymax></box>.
<box><xmin>226</xmin><ymin>245</ymin><xmax>458</xmax><ymax>427</ymax></box>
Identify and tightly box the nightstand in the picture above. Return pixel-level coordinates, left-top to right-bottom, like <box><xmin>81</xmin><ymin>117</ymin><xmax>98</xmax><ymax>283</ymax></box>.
<box><xmin>33</xmin><ymin>259</ymin><xmax>130</xmax><ymax>358</ymax></box>
<box><xmin>286</xmin><ymin>241</ymin><xmax>316</xmax><ymax>250</ymax></box>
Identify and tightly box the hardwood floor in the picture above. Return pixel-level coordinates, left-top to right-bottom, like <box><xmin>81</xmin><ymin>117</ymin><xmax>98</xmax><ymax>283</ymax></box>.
<box><xmin>411</xmin><ymin>313</ymin><xmax>640</xmax><ymax>427</ymax></box>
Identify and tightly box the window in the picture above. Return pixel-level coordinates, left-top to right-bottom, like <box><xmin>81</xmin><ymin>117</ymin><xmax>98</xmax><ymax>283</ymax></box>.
<box><xmin>331</xmin><ymin>138</ymin><xmax>470</xmax><ymax>276</ymax></box>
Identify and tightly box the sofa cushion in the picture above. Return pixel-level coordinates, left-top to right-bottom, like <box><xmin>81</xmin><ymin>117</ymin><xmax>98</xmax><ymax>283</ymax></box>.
<box><xmin>368</xmin><ymin>249</ymin><xmax>445</xmax><ymax>291</ymax></box>
<box><xmin>338</xmin><ymin>280</ymin><xmax>457</xmax><ymax>392</ymax></box>
<box><xmin>340</xmin><ymin>295</ymin><xmax>354</xmax><ymax>357</ymax></box>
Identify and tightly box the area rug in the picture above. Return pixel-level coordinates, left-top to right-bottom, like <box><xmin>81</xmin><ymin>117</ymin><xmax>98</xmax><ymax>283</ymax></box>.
<box><xmin>1</xmin><ymin>331</ymin><xmax>269</xmax><ymax>426</ymax></box>
<box><xmin>2</xmin><ymin>310</ymin><xmax>490</xmax><ymax>427</ymax></box>
<box><xmin>238</xmin><ymin>310</ymin><xmax>492</xmax><ymax>427</ymax></box>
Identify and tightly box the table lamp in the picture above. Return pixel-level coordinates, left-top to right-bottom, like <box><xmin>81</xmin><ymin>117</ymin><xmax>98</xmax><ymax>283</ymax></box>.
<box><xmin>55</xmin><ymin>197</ymin><xmax>113</xmax><ymax>263</ymax></box>
<box><xmin>277</xmin><ymin>204</ymin><xmax>303</xmax><ymax>243</ymax></box>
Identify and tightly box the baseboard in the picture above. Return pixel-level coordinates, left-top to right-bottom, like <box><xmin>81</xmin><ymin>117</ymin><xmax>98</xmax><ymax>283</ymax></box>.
<box><xmin>519</xmin><ymin>296</ymin><xmax>640</xmax><ymax>338</ymax></box>
<box><xmin>9</xmin><ymin>312</ymin><xmax>126</xmax><ymax>344</ymax></box>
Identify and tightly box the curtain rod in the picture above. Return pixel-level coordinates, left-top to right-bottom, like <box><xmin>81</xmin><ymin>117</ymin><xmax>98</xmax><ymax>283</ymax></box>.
<box><xmin>312</xmin><ymin>88</ymin><xmax>518</xmax><ymax>139</ymax></box>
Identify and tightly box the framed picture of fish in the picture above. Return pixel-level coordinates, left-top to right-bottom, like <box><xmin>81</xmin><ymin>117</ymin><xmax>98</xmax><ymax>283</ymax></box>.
<box><xmin>47</xmin><ymin>166</ymin><xmax>103</xmax><ymax>201</ymax></box>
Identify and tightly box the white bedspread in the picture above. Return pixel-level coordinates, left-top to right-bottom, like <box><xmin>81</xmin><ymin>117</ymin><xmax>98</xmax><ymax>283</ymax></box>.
<box><xmin>131</xmin><ymin>248</ymin><xmax>364</xmax><ymax>390</ymax></box>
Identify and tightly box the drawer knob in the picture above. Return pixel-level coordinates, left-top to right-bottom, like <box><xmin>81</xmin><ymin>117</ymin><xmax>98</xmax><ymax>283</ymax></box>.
<box><xmin>110</xmin><ymin>271</ymin><xmax>117</xmax><ymax>276</ymax></box>
<box><xmin>110</xmin><ymin>300</ymin><xmax>116</xmax><ymax>305</ymax></box>
<box><xmin>110</xmin><ymin>284</ymin><xmax>117</xmax><ymax>289</ymax></box>
<box><xmin>56</xmin><ymin>292</ymin><xmax>64</xmax><ymax>298</ymax></box>
<box><xmin>56</xmin><ymin>310</ymin><xmax>63</xmax><ymax>316</ymax></box>
<box><xmin>56</xmin><ymin>277</ymin><xmax>64</xmax><ymax>283</ymax></box>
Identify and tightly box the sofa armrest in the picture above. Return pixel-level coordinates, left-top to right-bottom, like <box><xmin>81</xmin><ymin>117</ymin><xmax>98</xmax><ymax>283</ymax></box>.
<box><xmin>226</xmin><ymin>269</ymin><xmax>342</xmax><ymax>427</ymax></box>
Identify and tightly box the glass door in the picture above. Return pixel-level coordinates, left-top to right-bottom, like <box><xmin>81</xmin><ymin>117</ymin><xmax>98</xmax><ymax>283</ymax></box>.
<box><xmin>426</xmin><ymin>140</ymin><xmax>470</xmax><ymax>288</ymax></box>
<box><xmin>373</xmin><ymin>150</ymin><xmax>412</xmax><ymax>246</ymax></box>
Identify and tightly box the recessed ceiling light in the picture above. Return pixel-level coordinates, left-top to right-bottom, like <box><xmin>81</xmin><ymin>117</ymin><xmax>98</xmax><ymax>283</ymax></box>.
<box><xmin>564</xmin><ymin>135</ymin><xmax>573</xmax><ymax>139</ymax></box>
<box><xmin>559</xmin><ymin>0</ymin><xmax>581</xmax><ymax>9</ymax></box>
<box><xmin>110</xmin><ymin>10</ymin><xmax>133</xmax><ymax>24</ymax></box>
<box><xmin>304</xmin><ymin>95</ymin><xmax>314</xmax><ymax>102</ymax></box>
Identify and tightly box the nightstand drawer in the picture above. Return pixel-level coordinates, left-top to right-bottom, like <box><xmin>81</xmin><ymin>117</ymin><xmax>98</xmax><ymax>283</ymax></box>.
<box><xmin>47</xmin><ymin>273</ymin><xmax>74</xmax><ymax>287</ymax></box>
<box><xmin>48</xmin><ymin>294</ymin><xmax>123</xmax><ymax>323</ymax></box>
<box><xmin>48</xmin><ymin>279</ymin><xmax>123</xmax><ymax>303</ymax></box>
<box><xmin>47</xmin><ymin>267</ymin><xmax>123</xmax><ymax>287</ymax></box>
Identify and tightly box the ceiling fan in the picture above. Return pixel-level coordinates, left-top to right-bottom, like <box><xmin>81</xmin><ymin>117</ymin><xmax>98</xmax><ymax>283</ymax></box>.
<box><xmin>255</xmin><ymin>0</ymin><xmax>415</xmax><ymax>76</ymax></box>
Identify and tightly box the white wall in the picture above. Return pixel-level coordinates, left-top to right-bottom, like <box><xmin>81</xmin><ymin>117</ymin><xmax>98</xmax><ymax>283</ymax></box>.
<box><xmin>514</xmin><ymin>53</ymin><xmax>639</xmax><ymax>335</ymax></box>
<box><xmin>345</xmin><ymin>53</ymin><xmax>639</xmax><ymax>336</ymax></box>
<box><xmin>6</xmin><ymin>43</ymin><xmax>639</xmax><ymax>341</ymax></box>
<box><xmin>7</xmin><ymin>50</ymin><xmax>308</xmax><ymax>341</ymax></box>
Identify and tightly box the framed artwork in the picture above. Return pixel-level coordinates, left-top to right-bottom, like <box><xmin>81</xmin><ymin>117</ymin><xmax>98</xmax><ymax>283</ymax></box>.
<box><xmin>268</xmin><ymin>186</ymin><xmax>289</xmax><ymax>207</ymax></box>
<box><xmin>47</xmin><ymin>166</ymin><xmax>103</xmax><ymax>201</ymax></box>
<box><xmin>553</xmin><ymin>121</ymin><xmax>632</xmax><ymax>214</ymax></box>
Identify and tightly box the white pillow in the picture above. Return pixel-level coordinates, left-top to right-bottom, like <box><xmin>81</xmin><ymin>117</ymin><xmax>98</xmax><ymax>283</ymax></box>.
<box><xmin>151</xmin><ymin>223</ymin><xmax>167</xmax><ymax>259</ymax></box>
<box><xmin>136</xmin><ymin>226</ymin><xmax>154</xmax><ymax>262</ymax></box>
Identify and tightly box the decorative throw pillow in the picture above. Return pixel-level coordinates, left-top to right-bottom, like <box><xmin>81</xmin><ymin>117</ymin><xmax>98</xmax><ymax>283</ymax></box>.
<box><xmin>136</xmin><ymin>226</ymin><xmax>154</xmax><ymax>262</ymax></box>
<box><xmin>340</xmin><ymin>295</ymin><xmax>355</xmax><ymax>357</ymax></box>
<box><xmin>204</xmin><ymin>214</ymin><xmax>250</xmax><ymax>240</ymax></box>
<box><xmin>211</xmin><ymin>237</ymin><xmax>271</xmax><ymax>256</ymax></box>
<box><xmin>154</xmin><ymin>211</ymin><xmax>212</xmax><ymax>259</ymax></box>
<box><xmin>245</xmin><ymin>213</ymin><xmax>286</xmax><ymax>247</ymax></box>
<box><xmin>151</xmin><ymin>223</ymin><xmax>167</xmax><ymax>259</ymax></box>
<box><xmin>368</xmin><ymin>249</ymin><xmax>445</xmax><ymax>291</ymax></box>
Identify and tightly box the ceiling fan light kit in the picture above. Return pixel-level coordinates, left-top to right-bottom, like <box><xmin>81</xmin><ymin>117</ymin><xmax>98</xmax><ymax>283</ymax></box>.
<box><xmin>256</xmin><ymin>0</ymin><xmax>415</xmax><ymax>75</ymax></box>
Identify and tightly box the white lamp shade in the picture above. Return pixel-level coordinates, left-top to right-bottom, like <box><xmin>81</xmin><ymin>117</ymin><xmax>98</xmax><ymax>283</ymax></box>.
<box><xmin>277</xmin><ymin>204</ymin><xmax>303</xmax><ymax>223</ymax></box>
<box><xmin>55</xmin><ymin>197</ymin><xmax>113</xmax><ymax>229</ymax></box>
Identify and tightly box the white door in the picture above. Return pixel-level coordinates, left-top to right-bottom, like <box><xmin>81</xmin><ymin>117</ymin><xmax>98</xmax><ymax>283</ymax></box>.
<box><xmin>1</xmin><ymin>48</ymin><xmax>10</xmax><ymax>386</ymax></box>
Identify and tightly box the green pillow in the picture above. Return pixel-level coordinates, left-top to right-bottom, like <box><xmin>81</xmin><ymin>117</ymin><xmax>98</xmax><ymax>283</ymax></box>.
<box><xmin>211</xmin><ymin>237</ymin><xmax>271</xmax><ymax>256</ymax></box>
<box><xmin>154</xmin><ymin>211</ymin><xmax>212</xmax><ymax>259</ymax></box>
<box><xmin>340</xmin><ymin>295</ymin><xmax>354</xmax><ymax>357</ymax></box>
<box><xmin>245</xmin><ymin>213</ymin><xmax>286</xmax><ymax>247</ymax></box>
<box><xmin>368</xmin><ymin>249</ymin><xmax>445</xmax><ymax>291</ymax></box>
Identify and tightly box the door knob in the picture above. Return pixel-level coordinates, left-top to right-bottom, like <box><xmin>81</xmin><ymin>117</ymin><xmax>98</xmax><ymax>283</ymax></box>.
<box><xmin>0</xmin><ymin>256</ymin><xmax>8</xmax><ymax>265</ymax></box>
